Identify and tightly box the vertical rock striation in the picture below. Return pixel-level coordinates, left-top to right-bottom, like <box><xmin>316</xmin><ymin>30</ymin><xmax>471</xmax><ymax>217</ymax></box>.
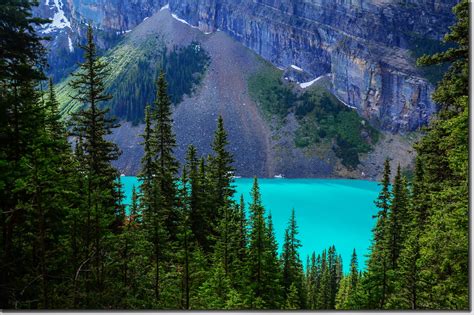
<box><xmin>35</xmin><ymin>0</ymin><xmax>457</xmax><ymax>131</ymax></box>
<box><xmin>167</xmin><ymin>0</ymin><xmax>457</xmax><ymax>131</ymax></box>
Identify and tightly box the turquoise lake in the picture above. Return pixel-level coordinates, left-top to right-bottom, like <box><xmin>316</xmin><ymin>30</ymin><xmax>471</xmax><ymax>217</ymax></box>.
<box><xmin>120</xmin><ymin>177</ymin><xmax>380</xmax><ymax>271</ymax></box>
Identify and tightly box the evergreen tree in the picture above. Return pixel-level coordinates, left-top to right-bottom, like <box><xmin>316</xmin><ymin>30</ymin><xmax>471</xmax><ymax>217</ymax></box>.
<box><xmin>284</xmin><ymin>282</ymin><xmax>300</xmax><ymax>309</ymax></box>
<box><xmin>208</xmin><ymin>115</ymin><xmax>235</xmax><ymax>212</ymax></box>
<box><xmin>263</xmin><ymin>212</ymin><xmax>284</xmax><ymax>309</ymax></box>
<box><xmin>0</xmin><ymin>0</ymin><xmax>50</xmax><ymax>308</ymax></box>
<box><xmin>68</xmin><ymin>23</ymin><xmax>121</xmax><ymax>307</ymax></box>
<box><xmin>349</xmin><ymin>249</ymin><xmax>359</xmax><ymax>295</ymax></box>
<box><xmin>389</xmin><ymin>158</ymin><xmax>428</xmax><ymax>309</ymax></box>
<box><xmin>387</xmin><ymin>165</ymin><xmax>409</xmax><ymax>270</ymax></box>
<box><xmin>364</xmin><ymin>159</ymin><xmax>391</xmax><ymax>309</ymax></box>
<box><xmin>281</xmin><ymin>209</ymin><xmax>305</xmax><ymax>308</ymax></box>
<box><xmin>246</xmin><ymin>178</ymin><xmax>282</xmax><ymax>309</ymax></box>
<box><xmin>185</xmin><ymin>145</ymin><xmax>210</xmax><ymax>252</ymax></box>
<box><xmin>318</xmin><ymin>249</ymin><xmax>331</xmax><ymax>309</ymax></box>
<box><xmin>194</xmin><ymin>260</ymin><xmax>233</xmax><ymax>310</ymax></box>
<box><xmin>153</xmin><ymin>71</ymin><xmax>179</xmax><ymax>240</ymax></box>
<box><xmin>413</xmin><ymin>0</ymin><xmax>469</xmax><ymax>308</ymax></box>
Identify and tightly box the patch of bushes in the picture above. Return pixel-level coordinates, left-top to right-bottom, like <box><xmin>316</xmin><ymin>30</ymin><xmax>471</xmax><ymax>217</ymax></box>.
<box><xmin>249</xmin><ymin>67</ymin><xmax>379</xmax><ymax>169</ymax></box>
<box><xmin>248</xmin><ymin>67</ymin><xmax>295</xmax><ymax>120</ymax></box>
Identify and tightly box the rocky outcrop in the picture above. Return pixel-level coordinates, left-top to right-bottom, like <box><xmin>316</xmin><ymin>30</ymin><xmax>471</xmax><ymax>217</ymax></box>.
<box><xmin>166</xmin><ymin>0</ymin><xmax>456</xmax><ymax>131</ymax></box>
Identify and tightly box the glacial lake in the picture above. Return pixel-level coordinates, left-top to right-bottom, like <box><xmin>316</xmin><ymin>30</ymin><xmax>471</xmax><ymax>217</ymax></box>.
<box><xmin>120</xmin><ymin>177</ymin><xmax>380</xmax><ymax>271</ymax></box>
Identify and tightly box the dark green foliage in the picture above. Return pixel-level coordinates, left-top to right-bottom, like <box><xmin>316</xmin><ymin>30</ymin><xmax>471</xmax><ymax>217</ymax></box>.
<box><xmin>208</xmin><ymin>115</ymin><xmax>236</xmax><ymax>214</ymax></box>
<box><xmin>305</xmin><ymin>246</ymin><xmax>343</xmax><ymax>310</ymax></box>
<box><xmin>137</xmin><ymin>71</ymin><xmax>179</xmax><ymax>305</ymax></box>
<box><xmin>387</xmin><ymin>165</ymin><xmax>410</xmax><ymax>270</ymax></box>
<box><xmin>364</xmin><ymin>159</ymin><xmax>391</xmax><ymax>309</ymax></box>
<box><xmin>153</xmin><ymin>71</ymin><xmax>179</xmax><ymax>239</ymax></box>
<box><xmin>360</xmin><ymin>1</ymin><xmax>469</xmax><ymax>310</ymax></box>
<box><xmin>107</xmin><ymin>41</ymin><xmax>210</xmax><ymax>124</ymax></box>
<box><xmin>68</xmin><ymin>24</ymin><xmax>123</xmax><ymax>308</ymax></box>
<box><xmin>412</xmin><ymin>0</ymin><xmax>469</xmax><ymax>309</ymax></box>
<box><xmin>1</xmin><ymin>0</ymin><xmax>467</xmax><ymax>310</ymax></box>
<box><xmin>246</xmin><ymin>178</ymin><xmax>283</xmax><ymax>309</ymax></box>
<box><xmin>281</xmin><ymin>209</ymin><xmax>305</xmax><ymax>308</ymax></box>
<box><xmin>163</xmin><ymin>42</ymin><xmax>211</xmax><ymax>105</ymax></box>
<box><xmin>248</xmin><ymin>67</ymin><xmax>296</xmax><ymax>119</ymax></box>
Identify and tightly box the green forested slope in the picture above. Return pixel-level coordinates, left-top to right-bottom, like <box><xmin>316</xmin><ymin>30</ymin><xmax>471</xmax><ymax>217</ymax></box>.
<box><xmin>57</xmin><ymin>35</ymin><xmax>209</xmax><ymax>124</ymax></box>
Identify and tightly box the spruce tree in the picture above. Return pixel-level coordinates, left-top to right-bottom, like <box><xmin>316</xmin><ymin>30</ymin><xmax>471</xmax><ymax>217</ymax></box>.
<box><xmin>185</xmin><ymin>145</ymin><xmax>210</xmax><ymax>252</ymax></box>
<box><xmin>387</xmin><ymin>165</ymin><xmax>409</xmax><ymax>270</ymax></box>
<box><xmin>414</xmin><ymin>0</ymin><xmax>469</xmax><ymax>308</ymax></box>
<box><xmin>68</xmin><ymin>23</ymin><xmax>121</xmax><ymax>307</ymax></box>
<box><xmin>364</xmin><ymin>159</ymin><xmax>391</xmax><ymax>309</ymax></box>
<box><xmin>153</xmin><ymin>71</ymin><xmax>179</xmax><ymax>240</ymax></box>
<box><xmin>246</xmin><ymin>177</ymin><xmax>282</xmax><ymax>309</ymax></box>
<box><xmin>0</xmin><ymin>0</ymin><xmax>50</xmax><ymax>307</ymax></box>
<box><xmin>247</xmin><ymin>177</ymin><xmax>266</xmax><ymax>307</ymax></box>
<box><xmin>208</xmin><ymin>115</ymin><xmax>235</xmax><ymax>212</ymax></box>
<box><xmin>281</xmin><ymin>209</ymin><xmax>305</xmax><ymax>308</ymax></box>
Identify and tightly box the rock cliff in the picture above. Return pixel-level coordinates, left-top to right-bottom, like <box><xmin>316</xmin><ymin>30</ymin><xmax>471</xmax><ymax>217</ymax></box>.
<box><xmin>166</xmin><ymin>0</ymin><xmax>457</xmax><ymax>131</ymax></box>
<box><xmin>36</xmin><ymin>0</ymin><xmax>456</xmax><ymax>131</ymax></box>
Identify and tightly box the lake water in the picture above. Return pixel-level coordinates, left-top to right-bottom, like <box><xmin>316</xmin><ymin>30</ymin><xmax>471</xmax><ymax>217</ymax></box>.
<box><xmin>120</xmin><ymin>176</ymin><xmax>380</xmax><ymax>272</ymax></box>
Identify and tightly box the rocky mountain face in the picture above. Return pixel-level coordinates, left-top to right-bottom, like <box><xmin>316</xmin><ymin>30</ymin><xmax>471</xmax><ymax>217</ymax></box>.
<box><xmin>166</xmin><ymin>0</ymin><xmax>457</xmax><ymax>132</ymax></box>
<box><xmin>34</xmin><ymin>0</ymin><xmax>457</xmax><ymax>177</ymax></box>
<box><xmin>36</xmin><ymin>0</ymin><xmax>456</xmax><ymax>131</ymax></box>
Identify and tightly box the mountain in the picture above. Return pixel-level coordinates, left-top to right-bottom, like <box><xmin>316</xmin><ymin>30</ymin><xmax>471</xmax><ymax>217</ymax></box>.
<box><xmin>35</xmin><ymin>0</ymin><xmax>456</xmax><ymax>178</ymax></box>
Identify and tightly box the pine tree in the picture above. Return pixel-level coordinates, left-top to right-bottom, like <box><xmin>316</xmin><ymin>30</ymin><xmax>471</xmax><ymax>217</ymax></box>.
<box><xmin>194</xmin><ymin>260</ymin><xmax>233</xmax><ymax>309</ymax></box>
<box><xmin>318</xmin><ymin>249</ymin><xmax>331</xmax><ymax>309</ymax></box>
<box><xmin>349</xmin><ymin>249</ymin><xmax>359</xmax><ymax>295</ymax></box>
<box><xmin>246</xmin><ymin>177</ymin><xmax>282</xmax><ymax>309</ymax></box>
<box><xmin>413</xmin><ymin>0</ymin><xmax>469</xmax><ymax>308</ymax></box>
<box><xmin>208</xmin><ymin>115</ymin><xmax>235</xmax><ymax>218</ymax></box>
<box><xmin>0</xmin><ymin>0</ymin><xmax>51</xmax><ymax>308</ymax></box>
<box><xmin>281</xmin><ymin>209</ymin><xmax>305</xmax><ymax>308</ymax></box>
<box><xmin>387</xmin><ymin>165</ymin><xmax>409</xmax><ymax>270</ymax></box>
<box><xmin>68</xmin><ymin>23</ymin><xmax>122</xmax><ymax>307</ymax></box>
<box><xmin>153</xmin><ymin>71</ymin><xmax>179</xmax><ymax>240</ymax></box>
<box><xmin>262</xmin><ymin>212</ymin><xmax>284</xmax><ymax>309</ymax></box>
<box><xmin>364</xmin><ymin>159</ymin><xmax>391</xmax><ymax>309</ymax></box>
<box><xmin>284</xmin><ymin>282</ymin><xmax>300</xmax><ymax>309</ymax></box>
<box><xmin>185</xmin><ymin>145</ymin><xmax>210</xmax><ymax>252</ymax></box>
<box><xmin>247</xmin><ymin>177</ymin><xmax>267</xmax><ymax>307</ymax></box>
<box><xmin>389</xmin><ymin>158</ymin><xmax>428</xmax><ymax>309</ymax></box>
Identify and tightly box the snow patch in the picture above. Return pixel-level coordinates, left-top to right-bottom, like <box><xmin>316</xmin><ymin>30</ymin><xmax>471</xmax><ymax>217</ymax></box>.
<box><xmin>68</xmin><ymin>35</ymin><xmax>74</xmax><ymax>52</ymax></box>
<box><xmin>45</xmin><ymin>0</ymin><xmax>50</xmax><ymax>5</ymax></box>
<box><xmin>160</xmin><ymin>4</ymin><xmax>170</xmax><ymax>11</ymax></box>
<box><xmin>143</xmin><ymin>17</ymin><xmax>149</xmax><ymax>21</ymax></box>
<box><xmin>299</xmin><ymin>74</ymin><xmax>330</xmax><ymax>89</ymax></box>
<box><xmin>334</xmin><ymin>94</ymin><xmax>357</xmax><ymax>110</ymax></box>
<box><xmin>171</xmin><ymin>13</ymin><xmax>198</xmax><ymax>29</ymax></box>
<box><xmin>170</xmin><ymin>12</ymin><xmax>214</xmax><ymax>35</ymax></box>
<box><xmin>116</xmin><ymin>29</ymin><xmax>132</xmax><ymax>35</ymax></box>
<box><xmin>42</xmin><ymin>0</ymin><xmax>71</xmax><ymax>34</ymax></box>
<box><xmin>291</xmin><ymin>64</ymin><xmax>303</xmax><ymax>72</ymax></box>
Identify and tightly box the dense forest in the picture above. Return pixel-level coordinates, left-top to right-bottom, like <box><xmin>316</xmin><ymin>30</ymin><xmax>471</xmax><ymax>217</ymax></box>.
<box><xmin>0</xmin><ymin>0</ymin><xmax>468</xmax><ymax>310</ymax></box>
